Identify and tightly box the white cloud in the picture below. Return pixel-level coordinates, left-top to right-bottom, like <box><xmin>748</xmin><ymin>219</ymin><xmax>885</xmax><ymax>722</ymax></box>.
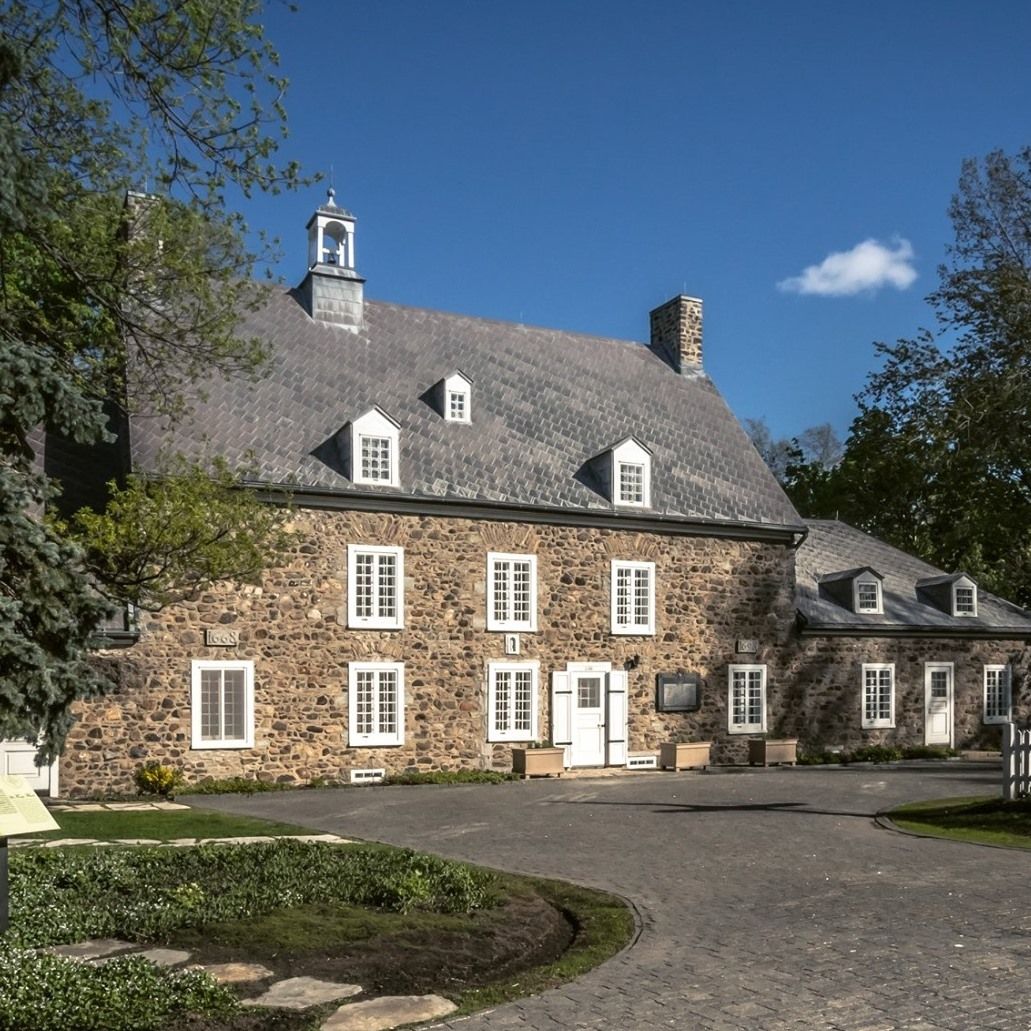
<box><xmin>777</xmin><ymin>237</ymin><xmax>917</xmax><ymax>297</ymax></box>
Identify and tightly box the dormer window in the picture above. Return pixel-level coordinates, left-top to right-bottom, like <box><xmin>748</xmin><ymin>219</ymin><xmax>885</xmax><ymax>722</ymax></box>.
<box><xmin>609</xmin><ymin>437</ymin><xmax>652</xmax><ymax>508</ymax></box>
<box><xmin>436</xmin><ymin>371</ymin><xmax>472</xmax><ymax>424</ymax></box>
<box><xmin>953</xmin><ymin>582</ymin><xmax>977</xmax><ymax>617</ymax></box>
<box><xmin>618</xmin><ymin>462</ymin><xmax>646</xmax><ymax>505</ymax></box>
<box><xmin>916</xmin><ymin>572</ymin><xmax>979</xmax><ymax>618</ymax></box>
<box><xmin>350</xmin><ymin>407</ymin><xmax>400</xmax><ymax>487</ymax></box>
<box><xmin>854</xmin><ymin>579</ymin><xmax>882</xmax><ymax>614</ymax></box>
<box><xmin>360</xmin><ymin>435</ymin><xmax>392</xmax><ymax>482</ymax></box>
<box><xmin>448</xmin><ymin>388</ymin><xmax>469</xmax><ymax>422</ymax></box>
<box><xmin>818</xmin><ymin>566</ymin><xmax>883</xmax><ymax>614</ymax></box>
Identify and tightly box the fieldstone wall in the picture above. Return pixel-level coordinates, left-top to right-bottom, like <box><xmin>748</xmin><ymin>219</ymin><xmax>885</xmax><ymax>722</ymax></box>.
<box><xmin>60</xmin><ymin>508</ymin><xmax>797</xmax><ymax>796</ymax></box>
<box><xmin>780</xmin><ymin>635</ymin><xmax>1031</xmax><ymax>753</ymax></box>
<box><xmin>58</xmin><ymin>506</ymin><xmax>1029</xmax><ymax>798</ymax></box>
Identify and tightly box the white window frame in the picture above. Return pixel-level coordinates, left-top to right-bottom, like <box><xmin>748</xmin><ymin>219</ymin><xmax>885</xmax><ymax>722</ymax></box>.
<box><xmin>610</xmin><ymin>559</ymin><xmax>656</xmax><ymax>635</ymax></box>
<box><xmin>350</xmin><ymin>408</ymin><xmax>400</xmax><ymax>487</ymax></box>
<box><xmin>348</xmin><ymin>661</ymin><xmax>405</xmax><ymax>747</ymax></box>
<box><xmin>610</xmin><ymin>438</ymin><xmax>651</xmax><ymax>508</ymax></box>
<box><xmin>487</xmin><ymin>661</ymin><xmax>540</xmax><ymax>742</ymax></box>
<box><xmin>191</xmin><ymin>659</ymin><xmax>255</xmax><ymax>749</ymax></box>
<box><xmin>486</xmin><ymin>552</ymin><xmax>538</xmax><ymax>632</ymax></box>
<box><xmin>853</xmin><ymin>578</ymin><xmax>883</xmax><ymax>614</ymax></box>
<box><xmin>952</xmin><ymin>581</ymin><xmax>978</xmax><ymax>617</ymax></box>
<box><xmin>861</xmin><ymin>663</ymin><xmax>895</xmax><ymax>729</ymax></box>
<box><xmin>728</xmin><ymin>664</ymin><xmax>767</xmax><ymax>734</ymax></box>
<box><xmin>347</xmin><ymin>544</ymin><xmax>404</xmax><ymax>629</ymax></box>
<box><xmin>984</xmin><ymin>664</ymin><xmax>1012</xmax><ymax>725</ymax></box>
<box><xmin>442</xmin><ymin>372</ymin><xmax>472</xmax><ymax>424</ymax></box>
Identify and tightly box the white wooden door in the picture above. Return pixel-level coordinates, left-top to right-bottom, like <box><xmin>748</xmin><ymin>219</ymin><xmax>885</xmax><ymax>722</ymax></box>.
<box><xmin>924</xmin><ymin>663</ymin><xmax>954</xmax><ymax>746</ymax></box>
<box><xmin>570</xmin><ymin>672</ymin><xmax>606</xmax><ymax>766</ymax></box>
<box><xmin>0</xmin><ymin>740</ymin><xmax>56</xmax><ymax>795</ymax></box>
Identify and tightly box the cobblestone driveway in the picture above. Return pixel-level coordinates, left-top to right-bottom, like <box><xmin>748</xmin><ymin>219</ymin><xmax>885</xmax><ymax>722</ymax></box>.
<box><xmin>195</xmin><ymin>766</ymin><xmax>1031</xmax><ymax>1030</ymax></box>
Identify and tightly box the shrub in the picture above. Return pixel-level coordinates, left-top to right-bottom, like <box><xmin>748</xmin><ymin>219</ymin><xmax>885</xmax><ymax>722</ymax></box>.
<box><xmin>8</xmin><ymin>841</ymin><xmax>500</xmax><ymax>948</ymax></box>
<box><xmin>848</xmin><ymin>745</ymin><xmax>903</xmax><ymax>764</ymax></box>
<box><xmin>133</xmin><ymin>763</ymin><xmax>183</xmax><ymax>799</ymax></box>
<box><xmin>0</xmin><ymin>945</ymin><xmax>237</xmax><ymax>1031</ymax></box>
<box><xmin>179</xmin><ymin>776</ymin><xmax>290</xmax><ymax>795</ymax></box>
<box><xmin>901</xmin><ymin>745</ymin><xmax>957</xmax><ymax>760</ymax></box>
<box><xmin>386</xmin><ymin>769</ymin><xmax>517</xmax><ymax>785</ymax></box>
<box><xmin>797</xmin><ymin>750</ymin><xmax>845</xmax><ymax>765</ymax></box>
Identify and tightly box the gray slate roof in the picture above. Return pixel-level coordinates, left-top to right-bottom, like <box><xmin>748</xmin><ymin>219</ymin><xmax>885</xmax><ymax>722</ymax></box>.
<box><xmin>796</xmin><ymin>520</ymin><xmax>1031</xmax><ymax>635</ymax></box>
<box><xmin>129</xmin><ymin>288</ymin><xmax>803</xmax><ymax>531</ymax></box>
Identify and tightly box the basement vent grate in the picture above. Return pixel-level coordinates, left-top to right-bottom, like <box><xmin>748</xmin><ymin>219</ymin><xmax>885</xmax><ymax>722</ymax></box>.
<box><xmin>626</xmin><ymin>753</ymin><xmax>658</xmax><ymax>770</ymax></box>
<box><xmin>349</xmin><ymin>767</ymin><xmax>386</xmax><ymax>785</ymax></box>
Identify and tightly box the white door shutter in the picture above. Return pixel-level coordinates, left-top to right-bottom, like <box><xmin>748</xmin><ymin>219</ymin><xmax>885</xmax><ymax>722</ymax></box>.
<box><xmin>551</xmin><ymin>672</ymin><xmax>573</xmax><ymax>768</ymax></box>
<box><xmin>606</xmin><ymin>671</ymin><xmax>629</xmax><ymax>766</ymax></box>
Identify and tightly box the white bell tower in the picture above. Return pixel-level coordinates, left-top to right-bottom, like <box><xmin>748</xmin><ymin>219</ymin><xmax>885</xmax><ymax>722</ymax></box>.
<box><xmin>300</xmin><ymin>188</ymin><xmax>365</xmax><ymax>331</ymax></box>
<box><xmin>307</xmin><ymin>187</ymin><xmax>357</xmax><ymax>271</ymax></box>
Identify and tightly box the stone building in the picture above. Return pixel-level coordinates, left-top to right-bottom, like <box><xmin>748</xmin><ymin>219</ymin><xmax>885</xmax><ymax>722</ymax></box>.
<box><xmin>8</xmin><ymin>193</ymin><xmax>1030</xmax><ymax>796</ymax></box>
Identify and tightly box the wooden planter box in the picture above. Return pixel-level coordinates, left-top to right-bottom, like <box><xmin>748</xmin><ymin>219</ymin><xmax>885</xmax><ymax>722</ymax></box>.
<box><xmin>659</xmin><ymin>741</ymin><xmax>712</xmax><ymax>771</ymax></box>
<box><xmin>512</xmin><ymin>746</ymin><xmax>565</xmax><ymax>779</ymax></box>
<box><xmin>748</xmin><ymin>738</ymin><xmax>798</xmax><ymax>767</ymax></box>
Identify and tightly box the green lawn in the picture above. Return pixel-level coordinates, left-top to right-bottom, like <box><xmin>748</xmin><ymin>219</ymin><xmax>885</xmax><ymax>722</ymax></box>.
<box><xmin>890</xmin><ymin>795</ymin><xmax>1031</xmax><ymax>849</ymax></box>
<box><xmin>32</xmin><ymin>808</ymin><xmax>317</xmax><ymax>842</ymax></box>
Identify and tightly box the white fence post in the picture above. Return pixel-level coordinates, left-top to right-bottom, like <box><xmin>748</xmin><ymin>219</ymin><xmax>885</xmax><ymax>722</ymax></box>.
<box><xmin>1001</xmin><ymin>722</ymin><xmax>1031</xmax><ymax>800</ymax></box>
<box><xmin>1002</xmin><ymin>722</ymin><xmax>1015</xmax><ymax>800</ymax></box>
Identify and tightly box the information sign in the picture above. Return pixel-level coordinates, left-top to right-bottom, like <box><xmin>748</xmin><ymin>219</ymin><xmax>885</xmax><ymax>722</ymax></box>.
<box><xmin>0</xmin><ymin>775</ymin><xmax>59</xmax><ymax>837</ymax></box>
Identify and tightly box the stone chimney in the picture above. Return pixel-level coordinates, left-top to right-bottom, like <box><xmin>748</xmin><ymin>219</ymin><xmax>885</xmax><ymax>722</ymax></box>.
<box><xmin>299</xmin><ymin>189</ymin><xmax>365</xmax><ymax>331</ymax></box>
<box><xmin>649</xmin><ymin>295</ymin><xmax>703</xmax><ymax>372</ymax></box>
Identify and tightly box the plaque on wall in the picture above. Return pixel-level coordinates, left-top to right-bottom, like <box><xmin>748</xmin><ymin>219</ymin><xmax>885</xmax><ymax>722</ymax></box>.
<box><xmin>735</xmin><ymin>639</ymin><xmax>759</xmax><ymax>655</ymax></box>
<box><xmin>205</xmin><ymin>628</ymin><xmax>239</xmax><ymax>647</ymax></box>
<box><xmin>656</xmin><ymin>673</ymin><xmax>701</xmax><ymax>712</ymax></box>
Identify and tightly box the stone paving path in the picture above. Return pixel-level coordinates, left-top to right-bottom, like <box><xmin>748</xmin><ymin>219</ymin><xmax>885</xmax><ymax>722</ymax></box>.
<box><xmin>43</xmin><ymin>937</ymin><xmax>455</xmax><ymax>1029</ymax></box>
<box><xmin>194</xmin><ymin>764</ymin><xmax>1031</xmax><ymax>1031</ymax></box>
<box><xmin>12</xmin><ymin>831</ymin><xmax>350</xmax><ymax>848</ymax></box>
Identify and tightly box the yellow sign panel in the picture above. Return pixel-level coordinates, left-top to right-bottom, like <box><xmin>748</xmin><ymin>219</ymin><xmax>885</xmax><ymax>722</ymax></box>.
<box><xmin>0</xmin><ymin>775</ymin><xmax>60</xmax><ymax>837</ymax></box>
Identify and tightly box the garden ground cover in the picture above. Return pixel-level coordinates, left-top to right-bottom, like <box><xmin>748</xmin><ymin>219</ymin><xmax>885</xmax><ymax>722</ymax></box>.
<box><xmin>4</xmin><ymin>836</ymin><xmax>632</xmax><ymax>1030</ymax></box>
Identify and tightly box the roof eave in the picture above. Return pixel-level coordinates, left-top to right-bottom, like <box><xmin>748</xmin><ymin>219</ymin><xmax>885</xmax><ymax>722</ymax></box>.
<box><xmin>247</xmin><ymin>481</ymin><xmax>806</xmax><ymax>542</ymax></box>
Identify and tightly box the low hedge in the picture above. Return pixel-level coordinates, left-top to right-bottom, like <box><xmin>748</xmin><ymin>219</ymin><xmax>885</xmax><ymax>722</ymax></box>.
<box><xmin>798</xmin><ymin>744</ymin><xmax>957</xmax><ymax>765</ymax></box>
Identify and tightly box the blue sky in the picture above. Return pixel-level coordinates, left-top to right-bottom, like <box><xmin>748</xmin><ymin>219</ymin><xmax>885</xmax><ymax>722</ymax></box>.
<box><xmin>240</xmin><ymin>0</ymin><xmax>1031</xmax><ymax>441</ymax></box>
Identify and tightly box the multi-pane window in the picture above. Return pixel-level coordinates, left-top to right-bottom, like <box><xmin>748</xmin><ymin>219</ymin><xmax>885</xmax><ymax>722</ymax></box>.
<box><xmin>856</xmin><ymin>580</ymin><xmax>881</xmax><ymax>613</ymax></box>
<box><xmin>618</xmin><ymin>462</ymin><xmax>645</xmax><ymax>506</ymax></box>
<box><xmin>954</xmin><ymin>586</ymin><xmax>977</xmax><ymax>616</ymax></box>
<box><xmin>610</xmin><ymin>438</ymin><xmax>651</xmax><ymax>507</ymax></box>
<box><xmin>347</xmin><ymin>545</ymin><xmax>404</xmax><ymax>629</ymax></box>
<box><xmin>861</xmin><ymin>664</ymin><xmax>895</xmax><ymax>728</ymax></box>
<box><xmin>488</xmin><ymin>662</ymin><xmax>539</xmax><ymax>741</ymax></box>
<box><xmin>351</xmin><ymin>408</ymin><xmax>400</xmax><ymax>487</ymax></box>
<box><xmin>348</xmin><ymin>662</ymin><xmax>404</xmax><ymax>746</ymax></box>
<box><xmin>984</xmin><ymin>665</ymin><xmax>1012</xmax><ymax>724</ymax></box>
<box><xmin>611</xmin><ymin>560</ymin><xmax>655</xmax><ymax>635</ymax></box>
<box><xmin>728</xmin><ymin>665</ymin><xmax>766</xmax><ymax>734</ymax></box>
<box><xmin>359</xmin><ymin>434</ymin><xmax>393</xmax><ymax>483</ymax></box>
<box><xmin>487</xmin><ymin>553</ymin><xmax>537</xmax><ymax>631</ymax></box>
<box><xmin>447</xmin><ymin>389</ymin><xmax>469</xmax><ymax>422</ymax></box>
<box><xmin>191</xmin><ymin>661</ymin><xmax>254</xmax><ymax>749</ymax></box>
